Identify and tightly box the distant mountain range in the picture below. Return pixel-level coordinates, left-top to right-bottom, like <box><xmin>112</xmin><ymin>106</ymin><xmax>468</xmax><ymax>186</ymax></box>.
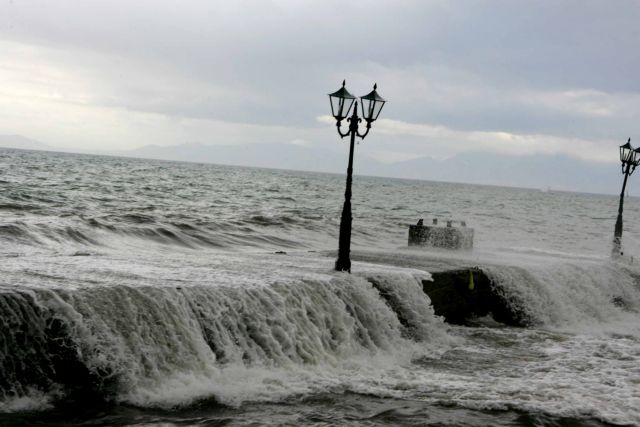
<box><xmin>0</xmin><ymin>135</ymin><xmax>53</xmax><ymax>151</ymax></box>
<box><xmin>124</xmin><ymin>142</ymin><xmax>352</xmax><ymax>175</ymax></box>
<box><xmin>0</xmin><ymin>134</ymin><xmax>623</xmax><ymax>195</ymax></box>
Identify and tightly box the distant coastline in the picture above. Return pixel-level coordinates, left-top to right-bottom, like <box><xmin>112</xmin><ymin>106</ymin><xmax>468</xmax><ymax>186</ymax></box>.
<box><xmin>0</xmin><ymin>134</ymin><xmax>622</xmax><ymax>195</ymax></box>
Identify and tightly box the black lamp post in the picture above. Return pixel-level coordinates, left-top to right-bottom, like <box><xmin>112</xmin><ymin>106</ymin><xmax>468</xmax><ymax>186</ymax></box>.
<box><xmin>328</xmin><ymin>80</ymin><xmax>386</xmax><ymax>272</ymax></box>
<box><xmin>613</xmin><ymin>138</ymin><xmax>640</xmax><ymax>257</ymax></box>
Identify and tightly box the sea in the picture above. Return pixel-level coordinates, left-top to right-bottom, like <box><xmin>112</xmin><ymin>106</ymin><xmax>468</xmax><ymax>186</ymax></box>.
<box><xmin>1</xmin><ymin>147</ymin><xmax>640</xmax><ymax>426</ymax></box>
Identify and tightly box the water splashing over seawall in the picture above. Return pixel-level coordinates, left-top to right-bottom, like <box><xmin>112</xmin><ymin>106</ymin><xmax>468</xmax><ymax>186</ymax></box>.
<box><xmin>0</xmin><ymin>261</ymin><xmax>450</xmax><ymax>409</ymax></box>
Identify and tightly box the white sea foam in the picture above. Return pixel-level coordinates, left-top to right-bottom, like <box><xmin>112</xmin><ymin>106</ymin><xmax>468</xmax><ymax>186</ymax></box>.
<box><xmin>423</xmin><ymin>329</ymin><xmax>640</xmax><ymax>426</ymax></box>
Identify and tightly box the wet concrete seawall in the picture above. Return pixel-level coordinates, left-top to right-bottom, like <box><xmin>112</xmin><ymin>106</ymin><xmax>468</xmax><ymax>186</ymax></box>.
<box><xmin>351</xmin><ymin>251</ymin><xmax>528</xmax><ymax>327</ymax></box>
<box><xmin>424</xmin><ymin>268</ymin><xmax>527</xmax><ymax>326</ymax></box>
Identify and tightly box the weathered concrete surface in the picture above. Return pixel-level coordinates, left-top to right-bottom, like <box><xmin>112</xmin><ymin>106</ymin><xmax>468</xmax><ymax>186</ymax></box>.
<box><xmin>424</xmin><ymin>269</ymin><xmax>527</xmax><ymax>326</ymax></box>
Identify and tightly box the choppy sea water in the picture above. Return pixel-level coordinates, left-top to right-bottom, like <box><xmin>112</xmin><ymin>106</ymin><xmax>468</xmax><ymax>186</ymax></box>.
<box><xmin>1</xmin><ymin>148</ymin><xmax>640</xmax><ymax>426</ymax></box>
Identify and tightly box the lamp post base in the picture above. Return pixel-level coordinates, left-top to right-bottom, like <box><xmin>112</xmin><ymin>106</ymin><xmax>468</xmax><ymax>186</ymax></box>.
<box><xmin>612</xmin><ymin>236</ymin><xmax>622</xmax><ymax>258</ymax></box>
<box><xmin>335</xmin><ymin>258</ymin><xmax>351</xmax><ymax>273</ymax></box>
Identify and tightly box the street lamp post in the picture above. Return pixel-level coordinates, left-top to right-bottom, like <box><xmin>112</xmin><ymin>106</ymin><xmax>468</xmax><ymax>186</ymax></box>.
<box><xmin>328</xmin><ymin>81</ymin><xmax>386</xmax><ymax>272</ymax></box>
<box><xmin>613</xmin><ymin>138</ymin><xmax>640</xmax><ymax>257</ymax></box>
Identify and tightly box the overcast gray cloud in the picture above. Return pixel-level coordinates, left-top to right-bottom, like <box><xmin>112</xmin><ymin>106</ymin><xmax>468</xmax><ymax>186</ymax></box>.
<box><xmin>0</xmin><ymin>0</ymin><xmax>638</xmax><ymax>163</ymax></box>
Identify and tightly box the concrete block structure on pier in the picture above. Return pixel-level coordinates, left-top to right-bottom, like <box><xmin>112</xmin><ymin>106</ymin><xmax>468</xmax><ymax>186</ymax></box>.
<box><xmin>408</xmin><ymin>218</ymin><xmax>474</xmax><ymax>250</ymax></box>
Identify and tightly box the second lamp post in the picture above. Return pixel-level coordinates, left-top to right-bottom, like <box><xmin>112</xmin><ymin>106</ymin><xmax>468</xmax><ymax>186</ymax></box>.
<box><xmin>328</xmin><ymin>81</ymin><xmax>386</xmax><ymax>272</ymax></box>
<box><xmin>613</xmin><ymin>138</ymin><xmax>640</xmax><ymax>257</ymax></box>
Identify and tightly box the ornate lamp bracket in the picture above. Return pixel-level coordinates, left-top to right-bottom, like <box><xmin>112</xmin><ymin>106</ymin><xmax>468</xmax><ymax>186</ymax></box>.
<box><xmin>357</xmin><ymin>120</ymin><xmax>372</xmax><ymax>140</ymax></box>
<box><xmin>336</xmin><ymin>120</ymin><xmax>350</xmax><ymax>138</ymax></box>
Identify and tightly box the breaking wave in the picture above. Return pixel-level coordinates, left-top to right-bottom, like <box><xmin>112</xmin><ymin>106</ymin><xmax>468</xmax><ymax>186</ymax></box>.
<box><xmin>0</xmin><ymin>270</ymin><xmax>450</xmax><ymax>411</ymax></box>
<box><xmin>483</xmin><ymin>260</ymin><xmax>640</xmax><ymax>334</ymax></box>
<box><xmin>0</xmin><ymin>215</ymin><xmax>317</xmax><ymax>251</ymax></box>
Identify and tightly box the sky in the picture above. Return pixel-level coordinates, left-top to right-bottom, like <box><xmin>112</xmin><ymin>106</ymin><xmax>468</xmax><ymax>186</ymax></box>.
<box><xmin>0</xmin><ymin>0</ymin><xmax>639</xmax><ymax>165</ymax></box>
